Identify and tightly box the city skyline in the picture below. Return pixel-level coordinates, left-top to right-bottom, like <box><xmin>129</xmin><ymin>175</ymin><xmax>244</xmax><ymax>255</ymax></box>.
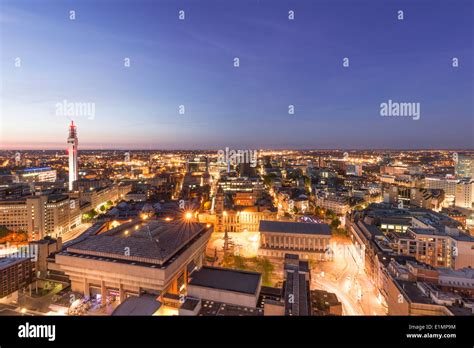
<box><xmin>1</xmin><ymin>0</ymin><xmax>473</xmax><ymax>150</ymax></box>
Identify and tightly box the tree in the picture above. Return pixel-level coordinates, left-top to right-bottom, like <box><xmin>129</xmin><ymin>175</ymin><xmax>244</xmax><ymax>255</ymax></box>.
<box><xmin>82</xmin><ymin>209</ymin><xmax>98</xmax><ymax>221</ymax></box>
<box><xmin>233</xmin><ymin>255</ymin><xmax>247</xmax><ymax>270</ymax></box>
<box><xmin>331</xmin><ymin>218</ymin><xmax>341</xmax><ymax>229</ymax></box>
<box><xmin>255</xmin><ymin>257</ymin><xmax>274</xmax><ymax>286</ymax></box>
<box><xmin>325</xmin><ymin>209</ymin><xmax>335</xmax><ymax>219</ymax></box>
<box><xmin>263</xmin><ymin>173</ymin><xmax>276</xmax><ymax>187</ymax></box>
<box><xmin>303</xmin><ymin>175</ymin><xmax>311</xmax><ymax>189</ymax></box>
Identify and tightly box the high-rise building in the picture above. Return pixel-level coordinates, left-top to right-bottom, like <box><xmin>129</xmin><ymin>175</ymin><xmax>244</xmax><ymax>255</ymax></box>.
<box><xmin>455</xmin><ymin>179</ymin><xmax>474</xmax><ymax>209</ymax></box>
<box><xmin>0</xmin><ymin>258</ymin><xmax>35</xmax><ymax>299</ymax></box>
<box><xmin>67</xmin><ymin>121</ymin><xmax>79</xmax><ymax>191</ymax></box>
<box><xmin>346</xmin><ymin>164</ymin><xmax>363</xmax><ymax>176</ymax></box>
<box><xmin>0</xmin><ymin>194</ymin><xmax>81</xmax><ymax>240</ymax></box>
<box><xmin>455</xmin><ymin>154</ymin><xmax>474</xmax><ymax>179</ymax></box>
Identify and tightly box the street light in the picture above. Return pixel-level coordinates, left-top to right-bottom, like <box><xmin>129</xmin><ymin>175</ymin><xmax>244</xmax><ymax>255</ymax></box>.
<box><xmin>185</xmin><ymin>211</ymin><xmax>193</xmax><ymax>220</ymax></box>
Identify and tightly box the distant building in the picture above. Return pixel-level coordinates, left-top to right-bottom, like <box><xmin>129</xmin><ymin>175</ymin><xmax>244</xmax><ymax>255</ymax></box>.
<box><xmin>186</xmin><ymin>157</ymin><xmax>208</xmax><ymax>173</ymax></box>
<box><xmin>124</xmin><ymin>190</ymin><xmax>147</xmax><ymax>202</ymax></box>
<box><xmin>424</xmin><ymin>176</ymin><xmax>458</xmax><ymax>197</ymax></box>
<box><xmin>346</xmin><ymin>164</ymin><xmax>363</xmax><ymax>177</ymax></box>
<box><xmin>384</xmin><ymin>185</ymin><xmax>444</xmax><ymax>210</ymax></box>
<box><xmin>0</xmin><ymin>194</ymin><xmax>81</xmax><ymax>240</ymax></box>
<box><xmin>74</xmin><ymin>178</ymin><xmax>112</xmax><ymax>192</ymax></box>
<box><xmin>217</xmin><ymin>176</ymin><xmax>264</xmax><ymax>194</ymax></box>
<box><xmin>455</xmin><ymin>154</ymin><xmax>474</xmax><ymax>179</ymax></box>
<box><xmin>0</xmin><ymin>199</ymin><xmax>29</xmax><ymax>233</ymax></box>
<box><xmin>381</xmin><ymin>165</ymin><xmax>407</xmax><ymax>176</ymax></box>
<box><xmin>15</xmin><ymin>167</ymin><xmax>57</xmax><ymax>183</ymax></box>
<box><xmin>315</xmin><ymin>194</ymin><xmax>350</xmax><ymax>215</ymax></box>
<box><xmin>213</xmin><ymin>188</ymin><xmax>276</xmax><ymax>232</ymax></box>
<box><xmin>233</xmin><ymin>192</ymin><xmax>257</xmax><ymax>207</ymax></box>
<box><xmin>455</xmin><ymin>179</ymin><xmax>474</xmax><ymax>209</ymax></box>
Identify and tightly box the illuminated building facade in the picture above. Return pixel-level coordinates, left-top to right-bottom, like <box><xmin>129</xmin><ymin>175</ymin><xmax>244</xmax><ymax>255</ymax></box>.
<box><xmin>258</xmin><ymin>220</ymin><xmax>331</xmax><ymax>260</ymax></box>
<box><xmin>0</xmin><ymin>194</ymin><xmax>81</xmax><ymax>240</ymax></box>
<box><xmin>55</xmin><ymin>220</ymin><xmax>212</xmax><ymax>303</ymax></box>
<box><xmin>16</xmin><ymin>167</ymin><xmax>57</xmax><ymax>183</ymax></box>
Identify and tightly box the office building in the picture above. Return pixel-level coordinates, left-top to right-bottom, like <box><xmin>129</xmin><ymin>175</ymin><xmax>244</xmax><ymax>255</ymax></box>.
<box><xmin>346</xmin><ymin>164</ymin><xmax>363</xmax><ymax>177</ymax></box>
<box><xmin>455</xmin><ymin>154</ymin><xmax>474</xmax><ymax>178</ymax></box>
<box><xmin>455</xmin><ymin>179</ymin><xmax>474</xmax><ymax>209</ymax></box>
<box><xmin>0</xmin><ymin>194</ymin><xmax>81</xmax><ymax>240</ymax></box>
<box><xmin>0</xmin><ymin>257</ymin><xmax>35</xmax><ymax>299</ymax></box>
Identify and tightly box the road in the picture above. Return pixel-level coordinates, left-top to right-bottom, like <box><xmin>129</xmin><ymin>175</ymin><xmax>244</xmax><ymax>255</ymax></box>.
<box><xmin>311</xmin><ymin>239</ymin><xmax>387</xmax><ymax>316</ymax></box>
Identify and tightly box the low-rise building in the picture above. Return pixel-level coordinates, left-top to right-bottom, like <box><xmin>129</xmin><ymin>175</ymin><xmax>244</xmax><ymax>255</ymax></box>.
<box><xmin>258</xmin><ymin>220</ymin><xmax>331</xmax><ymax>260</ymax></box>
<box><xmin>55</xmin><ymin>220</ymin><xmax>212</xmax><ymax>303</ymax></box>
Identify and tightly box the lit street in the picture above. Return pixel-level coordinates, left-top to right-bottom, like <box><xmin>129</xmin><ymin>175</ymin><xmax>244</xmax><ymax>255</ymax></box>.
<box><xmin>311</xmin><ymin>238</ymin><xmax>387</xmax><ymax>316</ymax></box>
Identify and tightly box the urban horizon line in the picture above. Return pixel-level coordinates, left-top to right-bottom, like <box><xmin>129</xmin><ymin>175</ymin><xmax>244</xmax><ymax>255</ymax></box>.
<box><xmin>2</xmin><ymin>146</ymin><xmax>474</xmax><ymax>152</ymax></box>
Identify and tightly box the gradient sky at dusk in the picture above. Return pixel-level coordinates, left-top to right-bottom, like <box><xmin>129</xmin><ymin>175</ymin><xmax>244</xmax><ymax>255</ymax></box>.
<box><xmin>1</xmin><ymin>0</ymin><xmax>473</xmax><ymax>150</ymax></box>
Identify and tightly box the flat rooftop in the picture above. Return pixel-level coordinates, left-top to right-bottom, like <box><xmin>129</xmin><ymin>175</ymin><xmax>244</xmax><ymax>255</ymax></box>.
<box><xmin>65</xmin><ymin>220</ymin><xmax>210</xmax><ymax>265</ymax></box>
<box><xmin>189</xmin><ymin>266</ymin><xmax>261</xmax><ymax>295</ymax></box>
<box><xmin>198</xmin><ymin>299</ymin><xmax>263</xmax><ymax>316</ymax></box>
<box><xmin>0</xmin><ymin>257</ymin><xmax>30</xmax><ymax>270</ymax></box>
<box><xmin>259</xmin><ymin>220</ymin><xmax>331</xmax><ymax>236</ymax></box>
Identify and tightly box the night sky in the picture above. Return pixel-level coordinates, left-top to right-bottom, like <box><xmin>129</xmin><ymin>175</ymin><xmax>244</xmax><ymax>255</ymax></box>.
<box><xmin>1</xmin><ymin>0</ymin><xmax>473</xmax><ymax>150</ymax></box>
